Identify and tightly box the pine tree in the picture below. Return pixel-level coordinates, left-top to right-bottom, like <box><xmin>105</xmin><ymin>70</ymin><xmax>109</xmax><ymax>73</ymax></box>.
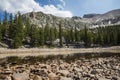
<box><xmin>24</xmin><ymin>17</ymin><xmax>31</xmax><ymax>44</ymax></box>
<box><xmin>8</xmin><ymin>13</ymin><xmax>14</xmax><ymax>38</ymax></box>
<box><xmin>39</xmin><ymin>27</ymin><xmax>44</xmax><ymax>46</ymax></box>
<box><xmin>75</xmin><ymin>27</ymin><xmax>79</xmax><ymax>42</ymax></box>
<box><xmin>59</xmin><ymin>21</ymin><xmax>63</xmax><ymax>47</ymax></box>
<box><xmin>97</xmin><ymin>27</ymin><xmax>101</xmax><ymax>45</ymax></box>
<box><xmin>2</xmin><ymin>11</ymin><xmax>8</xmax><ymax>38</ymax></box>
<box><xmin>113</xmin><ymin>27</ymin><xmax>118</xmax><ymax>45</ymax></box>
<box><xmin>19</xmin><ymin>13</ymin><xmax>24</xmax><ymax>40</ymax></box>
<box><xmin>0</xmin><ymin>21</ymin><xmax>2</xmax><ymax>41</ymax></box>
<box><xmin>64</xmin><ymin>29</ymin><xmax>70</xmax><ymax>44</ymax></box>
<box><xmin>70</xmin><ymin>28</ymin><xmax>75</xmax><ymax>43</ymax></box>
<box><xmin>84</xmin><ymin>25</ymin><xmax>88</xmax><ymax>47</ymax></box>
<box><xmin>25</xmin><ymin>17</ymin><xmax>31</xmax><ymax>37</ymax></box>
<box><xmin>44</xmin><ymin>23</ymin><xmax>50</xmax><ymax>44</ymax></box>
<box><xmin>117</xmin><ymin>25</ymin><xmax>120</xmax><ymax>44</ymax></box>
<box><xmin>54</xmin><ymin>27</ymin><xmax>58</xmax><ymax>39</ymax></box>
<box><xmin>30</xmin><ymin>24</ymin><xmax>39</xmax><ymax>47</ymax></box>
<box><xmin>12</xmin><ymin>12</ymin><xmax>24</xmax><ymax>48</ymax></box>
<box><xmin>50</xmin><ymin>27</ymin><xmax>55</xmax><ymax>47</ymax></box>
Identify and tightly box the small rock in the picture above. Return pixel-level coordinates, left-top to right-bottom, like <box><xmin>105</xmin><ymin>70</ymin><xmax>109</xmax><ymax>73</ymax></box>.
<box><xmin>73</xmin><ymin>67</ymin><xmax>82</xmax><ymax>72</ymax></box>
<box><xmin>111</xmin><ymin>76</ymin><xmax>118</xmax><ymax>80</ymax></box>
<box><xmin>48</xmin><ymin>72</ymin><xmax>59</xmax><ymax>80</ymax></box>
<box><xmin>91</xmin><ymin>69</ymin><xmax>98</xmax><ymax>74</ymax></box>
<box><xmin>58</xmin><ymin>70</ymin><xmax>69</xmax><ymax>77</ymax></box>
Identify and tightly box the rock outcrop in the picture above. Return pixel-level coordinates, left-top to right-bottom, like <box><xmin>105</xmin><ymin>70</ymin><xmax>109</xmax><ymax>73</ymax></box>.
<box><xmin>23</xmin><ymin>9</ymin><xmax>120</xmax><ymax>29</ymax></box>
<box><xmin>23</xmin><ymin>12</ymin><xmax>85</xmax><ymax>29</ymax></box>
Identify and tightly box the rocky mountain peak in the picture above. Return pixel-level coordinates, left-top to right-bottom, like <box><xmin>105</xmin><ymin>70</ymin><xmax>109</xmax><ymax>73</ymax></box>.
<box><xmin>23</xmin><ymin>9</ymin><xmax>120</xmax><ymax>29</ymax></box>
<box><xmin>23</xmin><ymin>11</ymin><xmax>86</xmax><ymax>29</ymax></box>
<box><xmin>83</xmin><ymin>9</ymin><xmax>120</xmax><ymax>26</ymax></box>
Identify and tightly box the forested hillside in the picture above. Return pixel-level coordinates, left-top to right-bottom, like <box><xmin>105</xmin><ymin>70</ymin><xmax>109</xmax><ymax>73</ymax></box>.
<box><xmin>0</xmin><ymin>11</ymin><xmax>120</xmax><ymax>48</ymax></box>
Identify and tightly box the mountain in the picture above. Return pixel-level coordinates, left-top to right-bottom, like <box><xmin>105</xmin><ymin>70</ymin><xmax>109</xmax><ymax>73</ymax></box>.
<box><xmin>23</xmin><ymin>9</ymin><xmax>120</xmax><ymax>29</ymax></box>
<box><xmin>83</xmin><ymin>9</ymin><xmax>120</xmax><ymax>27</ymax></box>
<box><xmin>23</xmin><ymin>12</ymin><xmax>85</xmax><ymax>29</ymax></box>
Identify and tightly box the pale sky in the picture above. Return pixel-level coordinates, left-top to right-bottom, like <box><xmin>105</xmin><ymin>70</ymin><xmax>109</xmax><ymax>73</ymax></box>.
<box><xmin>0</xmin><ymin>0</ymin><xmax>120</xmax><ymax>19</ymax></box>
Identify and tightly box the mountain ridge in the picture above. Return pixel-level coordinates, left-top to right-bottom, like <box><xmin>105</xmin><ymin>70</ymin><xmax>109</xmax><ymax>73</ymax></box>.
<box><xmin>23</xmin><ymin>11</ymin><xmax>85</xmax><ymax>29</ymax></box>
<box><xmin>23</xmin><ymin>9</ymin><xmax>120</xmax><ymax>29</ymax></box>
<box><xmin>83</xmin><ymin>9</ymin><xmax>120</xmax><ymax>26</ymax></box>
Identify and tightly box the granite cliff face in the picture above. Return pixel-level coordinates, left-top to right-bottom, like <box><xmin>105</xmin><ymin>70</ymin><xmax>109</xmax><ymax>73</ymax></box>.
<box><xmin>23</xmin><ymin>9</ymin><xmax>120</xmax><ymax>29</ymax></box>
<box><xmin>23</xmin><ymin>12</ymin><xmax>85</xmax><ymax>29</ymax></box>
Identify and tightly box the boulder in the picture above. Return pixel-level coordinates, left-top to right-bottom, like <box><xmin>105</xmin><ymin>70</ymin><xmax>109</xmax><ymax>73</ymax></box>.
<box><xmin>48</xmin><ymin>72</ymin><xmax>59</xmax><ymax>80</ymax></box>
<box><xmin>5</xmin><ymin>76</ymin><xmax>12</xmax><ymax>80</ymax></box>
<box><xmin>33</xmin><ymin>75</ymin><xmax>42</xmax><ymax>80</ymax></box>
<box><xmin>12</xmin><ymin>72</ymin><xmax>29</xmax><ymax>80</ymax></box>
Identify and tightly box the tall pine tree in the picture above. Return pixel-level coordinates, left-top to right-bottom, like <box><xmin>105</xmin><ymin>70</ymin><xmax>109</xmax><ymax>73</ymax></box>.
<box><xmin>50</xmin><ymin>27</ymin><xmax>55</xmax><ymax>47</ymax></box>
<box><xmin>39</xmin><ymin>27</ymin><xmax>44</xmax><ymax>46</ymax></box>
<box><xmin>30</xmin><ymin>24</ymin><xmax>39</xmax><ymax>47</ymax></box>
<box><xmin>8</xmin><ymin>13</ymin><xmax>14</xmax><ymax>38</ymax></box>
<box><xmin>0</xmin><ymin>21</ymin><xmax>2</xmax><ymax>41</ymax></box>
<box><xmin>84</xmin><ymin>25</ymin><xmax>88</xmax><ymax>47</ymax></box>
<box><xmin>44</xmin><ymin>23</ymin><xmax>50</xmax><ymax>44</ymax></box>
<box><xmin>2</xmin><ymin>11</ymin><xmax>8</xmax><ymax>38</ymax></box>
<box><xmin>12</xmin><ymin>12</ymin><xmax>24</xmax><ymax>48</ymax></box>
<box><xmin>59</xmin><ymin>21</ymin><xmax>63</xmax><ymax>47</ymax></box>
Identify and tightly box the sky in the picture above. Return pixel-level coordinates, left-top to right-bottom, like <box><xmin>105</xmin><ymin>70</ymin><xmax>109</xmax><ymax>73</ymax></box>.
<box><xmin>0</xmin><ymin>0</ymin><xmax>120</xmax><ymax>19</ymax></box>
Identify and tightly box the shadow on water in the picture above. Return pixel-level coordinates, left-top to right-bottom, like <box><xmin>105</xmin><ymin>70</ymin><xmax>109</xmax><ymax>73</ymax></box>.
<box><xmin>0</xmin><ymin>52</ymin><xmax>120</xmax><ymax>65</ymax></box>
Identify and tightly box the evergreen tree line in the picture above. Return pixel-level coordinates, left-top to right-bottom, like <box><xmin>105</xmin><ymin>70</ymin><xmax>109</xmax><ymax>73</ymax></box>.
<box><xmin>63</xmin><ymin>25</ymin><xmax>120</xmax><ymax>47</ymax></box>
<box><xmin>88</xmin><ymin>25</ymin><xmax>120</xmax><ymax>46</ymax></box>
<box><xmin>0</xmin><ymin>11</ymin><xmax>120</xmax><ymax>48</ymax></box>
<box><xmin>0</xmin><ymin>12</ymin><xmax>60</xmax><ymax>48</ymax></box>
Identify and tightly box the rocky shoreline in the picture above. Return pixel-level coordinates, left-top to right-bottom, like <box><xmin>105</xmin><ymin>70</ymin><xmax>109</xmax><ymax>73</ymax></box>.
<box><xmin>0</xmin><ymin>53</ymin><xmax>120</xmax><ymax>80</ymax></box>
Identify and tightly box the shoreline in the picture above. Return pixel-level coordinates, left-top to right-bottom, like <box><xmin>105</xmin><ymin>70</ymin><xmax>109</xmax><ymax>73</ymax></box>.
<box><xmin>0</xmin><ymin>46</ymin><xmax>120</xmax><ymax>58</ymax></box>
